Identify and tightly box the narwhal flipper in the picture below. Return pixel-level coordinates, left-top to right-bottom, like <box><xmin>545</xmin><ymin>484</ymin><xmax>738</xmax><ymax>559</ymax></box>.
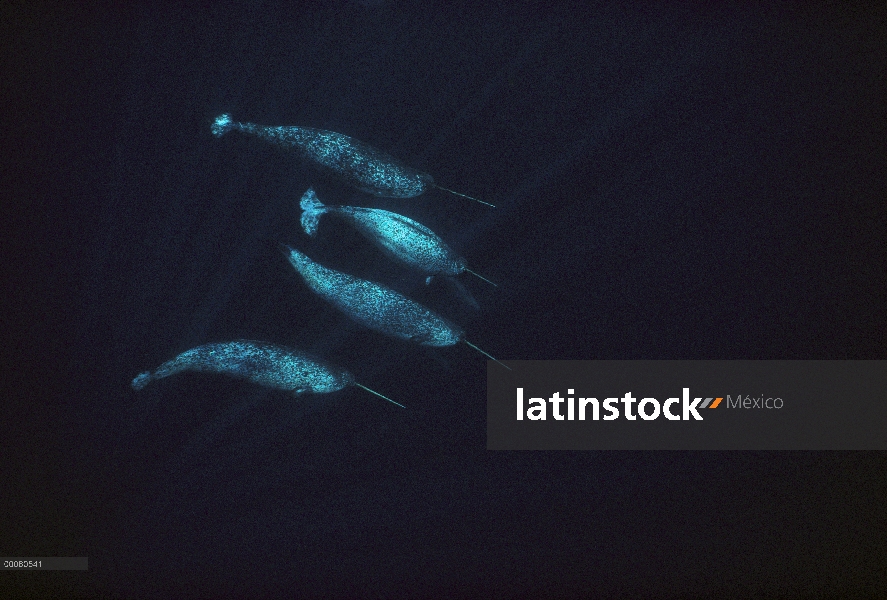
<box><xmin>434</xmin><ymin>275</ymin><xmax>480</xmax><ymax>311</ymax></box>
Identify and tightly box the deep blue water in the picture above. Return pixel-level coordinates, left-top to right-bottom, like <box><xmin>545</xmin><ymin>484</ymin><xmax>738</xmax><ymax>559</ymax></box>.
<box><xmin>5</xmin><ymin>2</ymin><xmax>886</xmax><ymax>598</ymax></box>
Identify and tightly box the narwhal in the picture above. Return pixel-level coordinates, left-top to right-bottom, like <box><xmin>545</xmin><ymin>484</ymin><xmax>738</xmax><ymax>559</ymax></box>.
<box><xmin>299</xmin><ymin>188</ymin><xmax>496</xmax><ymax>286</ymax></box>
<box><xmin>279</xmin><ymin>244</ymin><xmax>510</xmax><ymax>369</ymax></box>
<box><xmin>211</xmin><ymin>114</ymin><xmax>494</xmax><ymax>207</ymax></box>
<box><xmin>131</xmin><ymin>340</ymin><xmax>404</xmax><ymax>407</ymax></box>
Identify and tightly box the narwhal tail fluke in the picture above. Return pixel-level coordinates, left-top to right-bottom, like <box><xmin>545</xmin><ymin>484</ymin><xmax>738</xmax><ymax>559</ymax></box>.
<box><xmin>131</xmin><ymin>371</ymin><xmax>153</xmax><ymax>391</ymax></box>
<box><xmin>462</xmin><ymin>340</ymin><xmax>512</xmax><ymax>370</ymax></box>
<box><xmin>432</xmin><ymin>184</ymin><xmax>496</xmax><ymax>208</ymax></box>
<box><xmin>299</xmin><ymin>188</ymin><xmax>327</xmax><ymax>236</ymax></box>
<box><xmin>211</xmin><ymin>114</ymin><xmax>235</xmax><ymax>137</ymax></box>
<box><xmin>354</xmin><ymin>383</ymin><xmax>405</xmax><ymax>408</ymax></box>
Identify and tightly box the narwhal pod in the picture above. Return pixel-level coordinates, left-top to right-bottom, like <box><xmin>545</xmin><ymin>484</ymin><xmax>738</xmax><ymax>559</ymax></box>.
<box><xmin>131</xmin><ymin>340</ymin><xmax>403</xmax><ymax>407</ymax></box>
<box><xmin>211</xmin><ymin>114</ymin><xmax>494</xmax><ymax>206</ymax></box>
<box><xmin>280</xmin><ymin>245</ymin><xmax>509</xmax><ymax>369</ymax></box>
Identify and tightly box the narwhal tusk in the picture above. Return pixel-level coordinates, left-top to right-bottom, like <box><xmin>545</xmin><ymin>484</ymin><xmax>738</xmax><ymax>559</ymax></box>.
<box><xmin>355</xmin><ymin>383</ymin><xmax>405</xmax><ymax>408</ymax></box>
<box><xmin>432</xmin><ymin>184</ymin><xmax>496</xmax><ymax>208</ymax></box>
<box><xmin>464</xmin><ymin>268</ymin><xmax>497</xmax><ymax>287</ymax></box>
<box><xmin>462</xmin><ymin>340</ymin><xmax>511</xmax><ymax>370</ymax></box>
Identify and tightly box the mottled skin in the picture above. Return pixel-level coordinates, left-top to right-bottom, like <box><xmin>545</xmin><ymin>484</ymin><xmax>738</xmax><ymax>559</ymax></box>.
<box><xmin>299</xmin><ymin>188</ymin><xmax>465</xmax><ymax>277</ymax></box>
<box><xmin>212</xmin><ymin>114</ymin><xmax>432</xmax><ymax>198</ymax></box>
<box><xmin>131</xmin><ymin>340</ymin><xmax>353</xmax><ymax>393</ymax></box>
<box><xmin>281</xmin><ymin>245</ymin><xmax>464</xmax><ymax>347</ymax></box>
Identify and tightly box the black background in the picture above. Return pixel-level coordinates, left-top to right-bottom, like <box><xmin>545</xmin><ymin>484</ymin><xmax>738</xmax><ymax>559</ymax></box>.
<box><xmin>4</xmin><ymin>1</ymin><xmax>885</xmax><ymax>598</ymax></box>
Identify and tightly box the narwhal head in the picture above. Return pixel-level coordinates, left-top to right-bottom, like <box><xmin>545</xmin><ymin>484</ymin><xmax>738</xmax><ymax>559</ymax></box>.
<box><xmin>448</xmin><ymin>255</ymin><xmax>468</xmax><ymax>276</ymax></box>
<box><xmin>414</xmin><ymin>172</ymin><xmax>434</xmax><ymax>195</ymax></box>
<box><xmin>305</xmin><ymin>367</ymin><xmax>354</xmax><ymax>395</ymax></box>
<box><xmin>412</xmin><ymin>320</ymin><xmax>463</xmax><ymax>347</ymax></box>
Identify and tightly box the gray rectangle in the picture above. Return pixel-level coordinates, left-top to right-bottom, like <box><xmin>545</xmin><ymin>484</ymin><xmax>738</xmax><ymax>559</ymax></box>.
<box><xmin>1</xmin><ymin>557</ymin><xmax>88</xmax><ymax>570</ymax></box>
<box><xmin>487</xmin><ymin>361</ymin><xmax>887</xmax><ymax>450</ymax></box>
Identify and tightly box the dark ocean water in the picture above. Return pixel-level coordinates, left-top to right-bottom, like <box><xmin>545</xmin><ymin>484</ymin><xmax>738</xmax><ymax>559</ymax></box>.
<box><xmin>5</xmin><ymin>2</ymin><xmax>885</xmax><ymax>598</ymax></box>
